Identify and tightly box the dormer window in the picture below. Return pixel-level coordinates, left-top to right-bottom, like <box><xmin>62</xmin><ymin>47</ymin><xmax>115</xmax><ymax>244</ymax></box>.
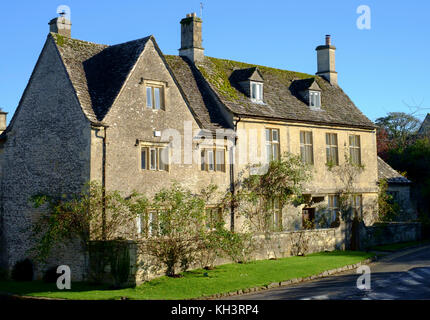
<box><xmin>229</xmin><ymin>67</ymin><xmax>264</xmax><ymax>103</ymax></box>
<box><xmin>251</xmin><ymin>82</ymin><xmax>263</xmax><ymax>102</ymax></box>
<box><xmin>309</xmin><ymin>91</ymin><xmax>321</xmax><ymax>108</ymax></box>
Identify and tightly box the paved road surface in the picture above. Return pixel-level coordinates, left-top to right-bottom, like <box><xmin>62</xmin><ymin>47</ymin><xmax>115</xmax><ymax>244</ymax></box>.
<box><xmin>227</xmin><ymin>245</ymin><xmax>430</xmax><ymax>300</ymax></box>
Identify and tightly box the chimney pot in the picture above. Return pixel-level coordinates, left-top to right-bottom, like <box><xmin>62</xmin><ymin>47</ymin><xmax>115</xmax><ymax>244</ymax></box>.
<box><xmin>49</xmin><ymin>16</ymin><xmax>72</xmax><ymax>37</ymax></box>
<box><xmin>179</xmin><ymin>13</ymin><xmax>204</xmax><ymax>63</ymax></box>
<box><xmin>0</xmin><ymin>108</ymin><xmax>7</xmax><ymax>134</ymax></box>
<box><xmin>316</xmin><ymin>35</ymin><xmax>338</xmax><ymax>86</ymax></box>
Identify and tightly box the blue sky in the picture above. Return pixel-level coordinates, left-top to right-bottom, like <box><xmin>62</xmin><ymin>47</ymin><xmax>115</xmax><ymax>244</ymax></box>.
<box><xmin>1</xmin><ymin>0</ymin><xmax>429</xmax><ymax>125</ymax></box>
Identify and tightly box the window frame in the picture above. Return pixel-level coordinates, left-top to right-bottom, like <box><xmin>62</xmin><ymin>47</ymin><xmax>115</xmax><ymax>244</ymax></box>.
<box><xmin>349</xmin><ymin>134</ymin><xmax>362</xmax><ymax>165</ymax></box>
<box><xmin>137</xmin><ymin>209</ymin><xmax>161</xmax><ymax>237</ymax></box>
<box><xmin>309</xmin><ymin>91</ymin><xmax>321</xmax><ymax>108</ymax></box>
<box><xmin>328</xmin><ymin>195</ymin><xmax>339</xmax><ymax>221</ymax></box>
<box><xmin>300</xmin><ymin>131</ymin><xmax>314</xmax><ymax>164</ymax></box>
<box><xmin>325</xmin><ymin>133</ymin><xmax>339</xmax><ymax>166</ymax></box>
<box><xmin>140</xmin><ymin>144</ymin><xmax>170</xmax><ymax>172</ymax></box>
<box><xmin>265</xmin><ymin>128</ymin><xmax>280</xmax><ymax>163</ymax></box>
<box><xmin>201</xmin><ymin>148</ymin><xmax>226</xmax><ymax>173</ymax></box>
<box><xmin>144</xmin><ymin>81</ymin><xmax>166</xmax><ymax>110</ymax></box>
<box><xmin>250</xmin><ymin>81</ymin><xmax>263</xmax><ymax>102</ymax></box>
<box><xmin>351</xmin><ymin>194</ymin><xmax>363</xmax><ymax>220</ymax></box>
<box><xmin>205</xmin><ymin>206</ymin><xmax>224</xmax><ymax>230</ymax></box>
<box><xmin>271</xmin><ymin>198</ymin><xmax>283</xmax><ymax>231</ymax></box>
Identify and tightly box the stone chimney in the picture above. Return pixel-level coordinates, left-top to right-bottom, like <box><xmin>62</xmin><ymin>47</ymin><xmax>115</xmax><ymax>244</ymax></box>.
<box><xmin>0</xmin><ymin>109</ymin><xmax>7</xmax><ymax>134</ymax></box>
<box><xmin>315</xmin><ymin>35</ymin><xmax>338</xmax><ymax>86</ymax></box>
<box><xmin>49</xmin><ymin>16</ymin><xmax>72</xmax><ymax>37</ymax></box>
<box><xmin>179</xmin><ymin>13</ymin><xmax>204</xmax><ymax>63</ymax></box>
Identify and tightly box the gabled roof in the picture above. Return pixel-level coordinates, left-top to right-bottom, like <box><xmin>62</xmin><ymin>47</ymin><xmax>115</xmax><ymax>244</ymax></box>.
<box><xmin>51</xmin><ymin>33</ymin><xmax>151</xmax><ymax>122</ymax></box>
<box><xmin>175</xmin><ymin>57</ymin><xmax>375</xmax><ymax>129</ymax></box>
<box><xmin>229</xmin><ymin>67</ymin><xmax>264</xmax><ymax>83</ymax></box>
<box><xmin>164</xmin><ymin>56</ymin><xmax>232</xmax><ymax>131</ymax></box>
<box><xmin>290</xmin><ymin>78</ymin><xmax>321</xmax><ymax>93</ymax></box>
<box><xmin>52</xmin><ymin>33</ymin><xmax>228</xmax><ymax>131</ymax></box>
<box><xmin>377</xmin><ymin>156</ymin><xmax>411</xmax><ymax>184</ymax></box>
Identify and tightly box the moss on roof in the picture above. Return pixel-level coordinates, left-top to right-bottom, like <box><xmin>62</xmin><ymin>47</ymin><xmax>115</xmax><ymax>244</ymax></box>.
<box><xmin>197</xmin><ymin>57</ymin><xmax>314</xmax><ymax>103</ymax></box>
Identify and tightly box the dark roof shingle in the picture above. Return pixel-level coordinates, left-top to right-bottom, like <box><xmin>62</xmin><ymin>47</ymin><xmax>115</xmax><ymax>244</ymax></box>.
<box><xmin>377</xmin><ymin>156</ymin><xmax>411</xmax><ymax>184</ymax></box>
<box><xmin>192</xmin><ymin>57</ymin><xmax>375</xmax><ymax>129</ymax></box>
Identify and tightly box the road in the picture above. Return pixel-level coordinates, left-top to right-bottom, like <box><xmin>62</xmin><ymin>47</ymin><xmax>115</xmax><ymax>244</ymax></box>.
<box><xmin>227</xmin><ymin>244</ymin><xmax>430</xmax><ymax>300</ymax></box>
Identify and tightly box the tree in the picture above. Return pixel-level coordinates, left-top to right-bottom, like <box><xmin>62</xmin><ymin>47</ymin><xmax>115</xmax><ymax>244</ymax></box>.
<box><xmin>138</xmin><ymin>183</ymin><xmax>208</xmax><ymax>277</ymax></box>
<box><xmin>231</xmin><ymin>152</ymin><xmax>312</xmax><ymax>233</ymax></box>
<box><xmin>375</xmin><ymin>112</ymin><xmax>420</xmax><ymax>150</ymax></box>
<box><xmin>30</xmin><ymin>182</ymin><xmax>148</xmax><ymax>284</ymax></box>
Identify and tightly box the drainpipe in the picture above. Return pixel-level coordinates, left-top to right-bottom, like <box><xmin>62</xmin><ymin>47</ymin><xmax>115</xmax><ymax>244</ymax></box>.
<box><xmin>94</xmin><ymin>124</ymin><xmax>108</xmax><ymax>240</ymax></box>
<box><xmin>230</xmin><ymin>116</ymin><xmax>241</xmax><ymax>232</ymax></box>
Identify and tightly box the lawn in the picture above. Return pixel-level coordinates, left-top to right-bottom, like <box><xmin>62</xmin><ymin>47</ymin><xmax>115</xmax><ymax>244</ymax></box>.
<box><xmin>369</xmin><ymin>240</ymin><xmax>430</xmax><ymax>252</ymax></box>
<box><xmin>0</xmin><ymin>250</ymin><xmax>373</xmax><ymax>300</ymax></box>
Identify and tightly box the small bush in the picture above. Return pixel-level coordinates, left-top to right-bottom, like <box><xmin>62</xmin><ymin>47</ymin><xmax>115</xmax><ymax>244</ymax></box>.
<box><xmin>11</xmin><ymin>259</ymin><xmax>34</xmax><ymax>281</ymax></box>
<box><xmin>43</xmin><ymin>266</ymin><xmax>59</xmax><ymax>283</ymax></box>
<box><xmin>0</xmin><ymin>268</ymin><xmax>9</xmax><ymax>281</ymax></box>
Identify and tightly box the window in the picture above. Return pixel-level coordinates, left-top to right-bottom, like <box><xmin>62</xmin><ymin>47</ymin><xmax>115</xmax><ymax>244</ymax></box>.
<box><xmin>300</xmin><ymin>131</ymin><xmax>314</xmax><ymax>164</ymax></box>
<box><xmin>349</xmin><ymin>135</ymin><xmax>361</xmax><ymax>165</ymax></box>
<box><xmin>251</xmin><ymin>82</ymin><xmax>263</xmax><ymax>102</ymax></box>
<box><xmin>141</xmin><ymin>146</ymin><xmax>169</xmax><ymax>171</ymax></box>
<box><xmin>351</xmin><ymin>195</ymin><xmax>363</xmax><ymax>219</ymax></box>
<box><xmin>146</xmin><ymin>85</ymin><xmax>164</xmax><ymax>110</ymax></box>
<box><xmin>328</xmin><ymin>195</ymin><xmax>339</xmax><ymax>221</ymax></box>
<box><xmin>271</xmin><ymin>198</ymin><xmax>282</xmax><ymax>231</ymax></box>
<box><xmin>265</xmin><ymin>128</ymin><xmax>280</xmax><ymax>162</ymax></box>
<box><xmin>205</xmin><ymin>207</ymin><xmax>224</xmax><ymax>230</ymax></box>
<box><xmin>326</xmin><ymin>133</ymin><xmax>339</xmax><ymax>165</ymax></box>
<box><xmin>137</xmin><ymin>210</ymin><xmax>160</xmax><ymax>237</ymax></box>
<box><xmin>302</xmin><ymin>208</ymin><xmax>315</xmax><ymax>229</ymax></box>
<box><xmin>201</xmin><ymin>149</ymin><xmax>226</xmax><ymax>172</ymax></box>
<box><xmin>309</xmin><ymin>91</ymin><xmax>321</xmax><ymax>108</ymax></box>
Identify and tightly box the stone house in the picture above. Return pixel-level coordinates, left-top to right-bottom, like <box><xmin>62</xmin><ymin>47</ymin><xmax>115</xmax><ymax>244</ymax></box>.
<box><xmin>377</xmin><ymin>156</ymin><xmax>416</xmax><ymax>221</ymax></box>
<box><xmin>0</xmin><ymin>13</ymin><xmax>398</xmax><ymax>280</ymax></box>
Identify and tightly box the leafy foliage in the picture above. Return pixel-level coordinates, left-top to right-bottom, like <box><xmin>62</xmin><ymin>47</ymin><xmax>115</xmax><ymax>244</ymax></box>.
<box><xmin>375</xmin><ymin>112</ymin><xmax>420</xmax><ymax>150</ymax></box>
<box><xmin>29</xmin><ymin>181</ymin><xmax>147</xmax><ymax>263</ymax></box>
<box><xmin>11</xmin><ymin>259</ymin><xmax>34</xmax><ymax>281</ymax></box>
<box><xmin>377</xmin><ymin>179</ymin><xmax>401</xmax><ymax>222</ymax></box>
<box><xmin>231</xmin><ymin>152</ymin><xmax>312</xmax><ymax>233</ymax></box>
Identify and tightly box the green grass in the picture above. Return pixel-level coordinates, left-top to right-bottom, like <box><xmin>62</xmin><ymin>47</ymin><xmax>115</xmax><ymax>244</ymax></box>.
<box><xmin>369</xmin><ymin>240</ymin><xmax>430</xmax><ymax>252</ymax></box>
<box><xmin>0</xmin><ymin>251</ymin><xmax>373</xmax><ymax>300</ymax></box>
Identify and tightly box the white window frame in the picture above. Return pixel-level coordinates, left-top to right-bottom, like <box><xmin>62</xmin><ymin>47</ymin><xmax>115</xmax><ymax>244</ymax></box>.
<box><xmin>309</xmin><ymin>91</ymin><xmax>321</xmax><ymax>108</ymax></box>
<box><xmin>265</xmin><ymin>128</ymin><xmax>280</xmax><ymax>163</ymax></box>
<box><xmin>251</xmin><ymin>81</ymin><xmax>263</xmax><ymax>102</ymax></box>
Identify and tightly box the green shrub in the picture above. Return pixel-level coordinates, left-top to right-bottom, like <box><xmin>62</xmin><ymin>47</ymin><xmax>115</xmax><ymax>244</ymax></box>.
<box><xmin>43</xmin><ymin>266</ymin><xmax>58</xmax><ymax>283</ymax></box>
<box><xmin>11</xmin><ymin>259</ymin><xmax>34</xmax><ymax>281</ymax></box>
<box><xmin>0</xmin><ymin>268</ymin><xmax>9</xmax><ymax>281</ymax></box>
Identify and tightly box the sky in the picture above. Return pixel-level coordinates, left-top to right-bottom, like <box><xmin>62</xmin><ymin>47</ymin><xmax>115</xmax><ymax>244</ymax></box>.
<box><xmin>0</xmin><ymin>0</ymin><xmax>429</xmax><ymax>125</ymax></box>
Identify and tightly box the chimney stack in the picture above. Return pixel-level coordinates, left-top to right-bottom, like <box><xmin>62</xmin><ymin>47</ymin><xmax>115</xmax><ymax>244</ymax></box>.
<box><xmin>0</xmin><ymin>109</ymin><xmax>7</xmax><ymax>134</ymax></box>
<box><xmin>49</xmin><ymin>16</ymin><xmax>72</xmax><ymax>37</ymax></box>
<box><xmin>316</xmin><ymin>35</ymin><xmax>338</xmax><ymax>86</ymax></box>
<box><xmin>179</xmin><ymin>13</ymin><xmax>204</xmax><ymax>63</ymax></box>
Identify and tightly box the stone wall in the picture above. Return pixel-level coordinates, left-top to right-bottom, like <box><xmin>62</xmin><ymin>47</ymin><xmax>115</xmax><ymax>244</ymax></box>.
<box><xmin>0</xmin><ymin>37</ymin><xmax>91</xmax><ymax>280</ymax></box>
<box><xmin>129</xmin><ymin>226</ymin><xmax>346</xmax><ymax>284</ymax></box>
<box><xmin>359</xmin><ymin>222</ymin><xmax>421</xmax><ymax>250</ymax></box>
